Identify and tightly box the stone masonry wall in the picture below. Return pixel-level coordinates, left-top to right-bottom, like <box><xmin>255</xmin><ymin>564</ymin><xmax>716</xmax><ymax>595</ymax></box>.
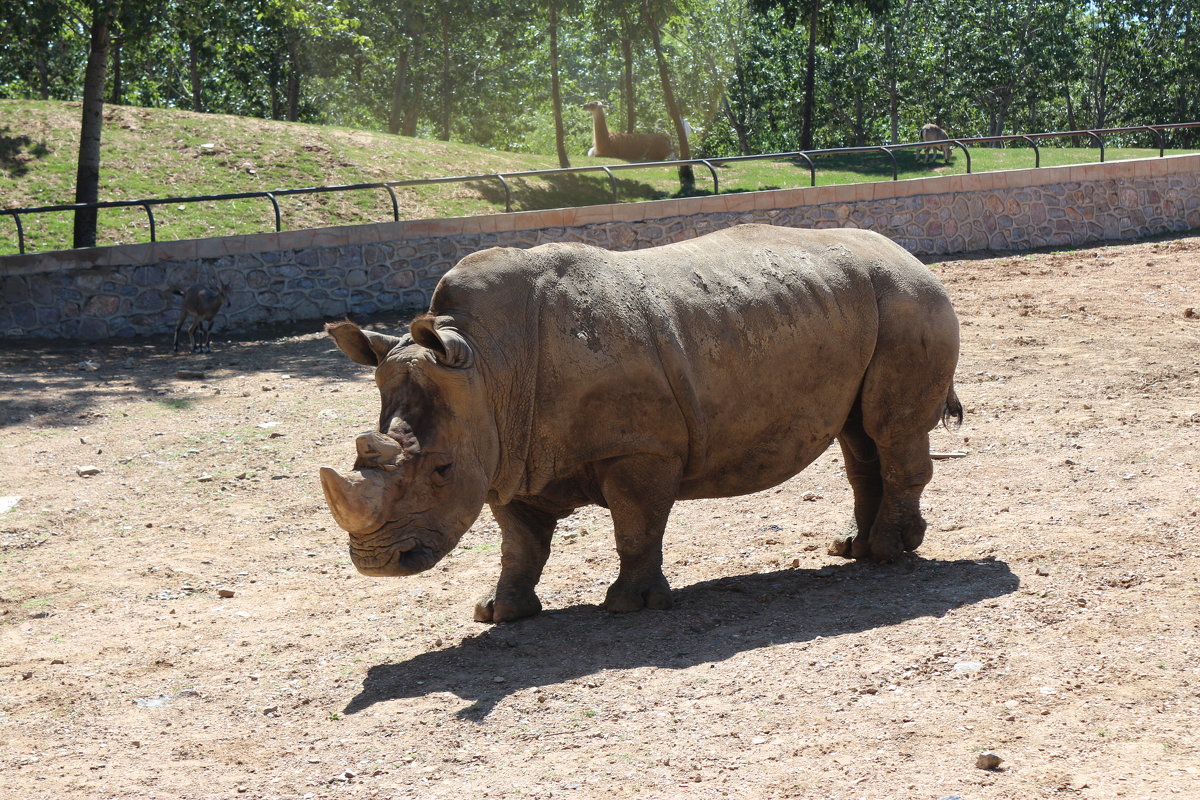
<box><xmin>2</xmin><ymin>155</ymin><xmax>1198</xmax><ymax>340</ymax></box>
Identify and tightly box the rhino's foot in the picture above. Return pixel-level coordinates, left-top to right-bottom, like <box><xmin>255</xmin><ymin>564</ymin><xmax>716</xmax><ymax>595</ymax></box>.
<box><xmin>603</xmin><ymin>574</ymin><xmax>672</xmax><ymax>614</ymax></box>
<box><xmin>828</xmin><ymin>526</ymin><xmax>905</xmax><ymax>562</ymax></box>
<box><xmin>473</xmin><ymin>588</ymin><xmax>542</xmax><ymax>624</ymax></box>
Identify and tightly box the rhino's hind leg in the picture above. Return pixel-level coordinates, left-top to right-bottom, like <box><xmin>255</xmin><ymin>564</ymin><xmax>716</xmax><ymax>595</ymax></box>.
<box><xmin>474</xmin><ymin>501</ymin><xmax>561</xmax><ymax>623</ymax></box>
<box><xmin>867</xmin><ymin>433</ymin><xmax>933</xmax><ymax>560</ymax></box>
<box><xmin>599</xmin><ymin>455</ymin><xmax>681</xmax><ymax>614</ymax></box>
<box><xmin>832</xmin><ymin>411</ymin><xmax>884</xmax><ymax>559</ymax></box>
<box><xmin>832</xmin><ymin>404</ymin><xmax>934</xmax><ymax>562</ymax></box>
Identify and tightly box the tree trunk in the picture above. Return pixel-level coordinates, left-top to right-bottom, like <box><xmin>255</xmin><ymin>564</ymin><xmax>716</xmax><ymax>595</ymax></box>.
<box><xmin>643</xmin><ymin>1</ymin><xmax>693</xmax><ymax>189</ymax></box>
<box><xmin>285</xmin><ymin>31</ymin><xmax>300</xmax><ymax>122</ymax></box>
<box><xmin>549</xmin><ymin>3</ymin><xmax>570</xmax><ymax>168</ymax></box>
<box><xmin>801</xmin><ymin>0</ymin><xmax>821</xmax><ymax>150</ymax></box>
<box><xmin>189</xmin><ymin>39</ymin><xmax>204</xmax><ymax>111</ymax></box>
<box><xmin>1065</xmin><ymin>85</ymin><xmax>1077</xmax><ymax>135</ymax></box>
<box><xmin>621</xmin><ymin>35</ymin><xmax>636</xmax><ymax>134</ymax></box>
<box><xmin>388</xmin><ymin>49</ymin><xmax>411</xmax><ymax>135</ymax></box>
<box><xmin>36</xmin><ymin>52</ymin><xmax>50</xmax><ymax>99</ymax></box>
<box><xmin>109</xmin><ymin>36</ymin><xmax>123</xmax><ymax>105</ymax></box>
<box><xmin>73</xmin><ymin>5</ymin><xmax>115</xmax><ymax>249</ymax></box>
<box><xmin>438</xmin><ymin>12</ymin><xmax>451</xmax><ymax>141</ymax></box>
<box><xmin>722</xmin><ymin>95</ymin><xmax>751</xmax><ymax>156</ymax></box>
<box><xmin>884</xmin><ymin>21</ymin><xmax>898</xmax><ymax>143</ymax></box>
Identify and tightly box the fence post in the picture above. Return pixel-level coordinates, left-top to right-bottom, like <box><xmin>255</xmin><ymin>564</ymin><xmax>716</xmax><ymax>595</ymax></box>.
<box><xmin>383</xmin><ymin>185</ymin><xmax>400</xmax><ymax>221</ymax></box>
<box><xmin>265</xmin><ymin>193</ymin><xmax>281</xmax><ymax>232</ymax></box>
<box><xmin>599</xmin><ymin>166</ymin><xmax>619</xmax><ymax>203</ymax></box>
<box><xmin>142</xmin><ymin>203</ymin><xmax>157</xmax><ymax>242</ymax></box>
<box><xmin>794</xmin><ymin>152</ymin><xmax>816</xmax><ymax>186</ymax></box>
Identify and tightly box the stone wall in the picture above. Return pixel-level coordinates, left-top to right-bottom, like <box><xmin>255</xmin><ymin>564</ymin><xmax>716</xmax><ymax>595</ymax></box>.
<box><xmin>3</xmin><ymin>155</ymin><xmax>1198</xmax><ymax>340</ymax></box>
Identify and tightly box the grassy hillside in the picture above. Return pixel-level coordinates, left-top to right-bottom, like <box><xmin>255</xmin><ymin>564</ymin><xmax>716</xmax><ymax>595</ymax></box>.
<box><xmin>1</xmin><ymin>99</ymin><xmax>1193</xmax><ymax>254</ymax></box>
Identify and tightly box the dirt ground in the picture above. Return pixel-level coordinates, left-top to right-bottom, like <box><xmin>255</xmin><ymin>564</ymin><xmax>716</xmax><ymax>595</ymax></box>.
<box><xmin>1</xmin><ymin>233</ymin><xmax>1198</xmax><ymax>800</ymax></box>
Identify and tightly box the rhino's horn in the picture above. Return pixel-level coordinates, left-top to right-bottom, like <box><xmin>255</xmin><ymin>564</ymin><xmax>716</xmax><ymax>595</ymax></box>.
<box><xmin>356</xmin><ymin>431</ymin><xmax>404</xmax><ymax>466</ymax></box>
<box><xmin>320</xmin><ymin>466</ymin><xmax>388</xmax><ymax>535</ymax></box>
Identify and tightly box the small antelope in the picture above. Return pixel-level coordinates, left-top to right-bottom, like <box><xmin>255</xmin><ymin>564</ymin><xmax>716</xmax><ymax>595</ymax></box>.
<box><xmin>172</xmin><ymin>284</ymin><xmax>227</xmax><ymax>353</ymax></box>
<box><xmin>918</xmin><ymin>123</ymin><xmax>953</xmax><ymax>163</ymax></box>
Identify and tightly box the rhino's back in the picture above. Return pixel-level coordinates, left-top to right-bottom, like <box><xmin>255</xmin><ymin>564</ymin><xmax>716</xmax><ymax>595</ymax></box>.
<box><xmin>435</xmin><ymin>224</ymin><xmax>951</xmax><ymax>499</ymax></box>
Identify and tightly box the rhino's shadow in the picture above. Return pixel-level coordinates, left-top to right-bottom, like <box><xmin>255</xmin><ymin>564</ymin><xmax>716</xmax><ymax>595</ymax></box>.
<box><xmin>344</xmin><ymin>556</ymin><xmax>1018</xmax><ymax>719</ymax></box>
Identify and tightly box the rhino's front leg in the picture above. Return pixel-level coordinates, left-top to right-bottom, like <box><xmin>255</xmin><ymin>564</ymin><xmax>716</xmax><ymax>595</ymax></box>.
<box><xmin>474</xmin><ymin>501</ymin><xmax>561</xmax><ymax>624</ymax></box>
<box><xmin>598</xmin><ymin>455</ymin><xmax>681</xmax><ymax>613</ymax></box>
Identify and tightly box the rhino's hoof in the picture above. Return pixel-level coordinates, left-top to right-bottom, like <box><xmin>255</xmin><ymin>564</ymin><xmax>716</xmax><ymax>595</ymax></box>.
<box><xmin>474</xmin><ymin>591</ymin><xmax>541</xmax><ymax>624</ymax></box>
<box><xmin>828</xmin><ymin>535</ymin><xmax>854</xmax><ymax>558</ymax></box>
<box><xmin>603</xmin><ymin>576</ymin><xmax>672</xmax><ymax>613</ymax></box>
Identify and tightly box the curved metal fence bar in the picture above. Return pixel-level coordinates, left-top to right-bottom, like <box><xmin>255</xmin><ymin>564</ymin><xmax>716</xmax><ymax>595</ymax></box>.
<box><xmin>6</xmin><ymin>211</ymin><xmax>24</xmax><ymax>254</ymax></box>
<box><xmin>142</xmin><ymin>202</ymin><xmax>156</xmax><ymax>242</ymax></box>
<box><xmin>382</xmin><ymin>184</ymin><xmax>400</xmax><ymax>222</ymax></box>
<box><xmin>1018</xmin><ymin>135</ymin><xmax>1041</xmax><ymax>168</ymax></box>
<box><xmin>697</xmin><ymin>160</ymin><xmax>720</xmax><ymax>194</ymax></box>
<box><xmin>599</xmin><ymin>166</ymin><xmax>619</xmax><ymax>204</ymax></box>
<box><xmin>953</xmin><ymin>141</ymin><xmax>972</xmax><ymax>172</ymax></box>
<box><xmin>1145</xmin><ymin>126</ymin><xmax>1165</xmax><ymax>157</ymax></box>
<box><xmin>4</xmin><ymin>121</ymin><xmax>1200</xmax><ymax>255</ymax></box>
<box><xmin>264</xmin><ymin>192</ymin><xmax>281</xmax><ymax>232</ymax></box>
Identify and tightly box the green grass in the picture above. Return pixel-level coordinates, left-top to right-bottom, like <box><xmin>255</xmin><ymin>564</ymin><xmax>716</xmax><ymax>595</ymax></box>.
<box><xmin>2</xmin><ymin>98</ymin><xmax>1197</xmax><ymax>254</ymax></box>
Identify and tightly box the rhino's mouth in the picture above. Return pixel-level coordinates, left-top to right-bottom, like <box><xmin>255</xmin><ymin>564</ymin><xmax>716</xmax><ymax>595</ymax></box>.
<box><xmin>347</xmin><ymin>526</ymin><xmax>445</xmax><ymax>576</ymax></box>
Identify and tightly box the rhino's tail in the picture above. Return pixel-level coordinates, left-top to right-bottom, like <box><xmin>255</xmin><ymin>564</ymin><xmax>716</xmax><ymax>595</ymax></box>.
<box><xmin>941</xmin><ymin>382</ymin><xmax>964</xmax><ymax>430</ymax></box>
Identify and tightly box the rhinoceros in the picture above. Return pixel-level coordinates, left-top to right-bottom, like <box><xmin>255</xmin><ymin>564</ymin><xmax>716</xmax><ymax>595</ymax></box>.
<box><xmin>320</xmin><ymin>223</ymin><xmax>961</xmax><ymax>623</ymax></box>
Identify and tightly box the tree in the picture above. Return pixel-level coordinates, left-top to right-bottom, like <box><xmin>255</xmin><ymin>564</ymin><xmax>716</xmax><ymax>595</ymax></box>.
<box><xmin>71</xmin><ymin>1</ymin><xmax>119</xmax><ymax>248</ymax></box>
<box><xmin>749</xmin><ymin>0</ymin><xmax>889</xmax><ymax>149</ymax></box>
<box><xmin>642</xmin><ymin>0</ymin><xmax>693</xmax><ymax>187</ymax></box>
<box><xmin>548</xmin><ymin>2</ymin><xmax>572</xmax><ymax>167</ymax></box>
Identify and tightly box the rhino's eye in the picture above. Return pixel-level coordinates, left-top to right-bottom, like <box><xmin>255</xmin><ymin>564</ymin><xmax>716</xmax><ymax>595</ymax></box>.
<box><xmin>432</xmin><ymin>462</ymin><xmax>453</xmax><ymax>485</ymax></box>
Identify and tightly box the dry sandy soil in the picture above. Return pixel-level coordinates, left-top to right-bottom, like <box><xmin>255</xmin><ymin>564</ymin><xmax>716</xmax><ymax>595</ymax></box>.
<box><xmin>1</xmin><ymin>234</ymin><xmax>1198</xmax><ymax>800</ymax></box>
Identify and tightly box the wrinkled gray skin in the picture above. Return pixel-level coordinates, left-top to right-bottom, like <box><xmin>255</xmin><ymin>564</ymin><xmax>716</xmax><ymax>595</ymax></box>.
<box><xmin>320</xmin><ymin>224</ymin><xmax>961</xmax><ymax>623</ymax></box>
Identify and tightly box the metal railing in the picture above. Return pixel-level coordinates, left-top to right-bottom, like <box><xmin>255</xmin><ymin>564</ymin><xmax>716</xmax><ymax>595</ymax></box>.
<box><xmin>4</xmin><ymin>121</ymin><xmax>1200</xmax><ymax>256</ymax></box>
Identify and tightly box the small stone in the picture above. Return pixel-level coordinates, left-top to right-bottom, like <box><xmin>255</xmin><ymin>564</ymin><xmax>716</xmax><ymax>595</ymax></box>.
<box><xmin>175</xmin><ymin>370</ymin><xmax>206</xmax><ymax>380</ymax></box>
<box><xmin>50</xmin><ymin>658</ymin><xmax>64</xmax><ymax>665</ymax></box>
<box><xmin>76</xmin><ymin>465</ymin><xmax>101</xmax><ymax>477</ymax></box>
<box><xmin>1184</xmin><ymin>307</ymin><xmax>1197</xmax><ymax>319</ymax></box>
<box><xmin>493</xmin><ymin>675</ymin><xmax>506</xmax><ymax>683</ymax></box>
<box><xmin>976</xmin><ymin>751</ymin><xmax>1004</xmax><ymax>770</ymax></box>
<box><xmin>217</xmin><ymin>588</ymin><xmax>235</xmax><ymax>598</ymax></box>
<box><xmin>801</xmin><ymin>491</ymin><xmax>822</xmax><ymax>501</ymax></box>
<box><xmin>197</xmin><ymin>474</ymin><xmax>214</xmax><ymax>482</ymax></box>
<box><xmin>21</xmin><ymin>671</ymin><xmax>33</xmax><ymax>680</ymax></box>
<box><xmin>263</xmin><ymin>706</ymin><xmax>279</xmax><ymax>715</ymax></box>
<box><xmin>953</xmin><ymin>661</ymin><xmax>984</xmax><ymax>673</ymax></box>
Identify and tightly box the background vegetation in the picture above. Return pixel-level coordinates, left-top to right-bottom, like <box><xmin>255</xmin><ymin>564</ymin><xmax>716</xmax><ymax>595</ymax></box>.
<box><xmin>5</xmin><ymin>1</ymin><xmax>1199</xmax><ymax>158</ymax></box>
<box><xmin>3</xmin><ymin>1</ymin><xmax>1200</xmax><ymax>250</ymax></box>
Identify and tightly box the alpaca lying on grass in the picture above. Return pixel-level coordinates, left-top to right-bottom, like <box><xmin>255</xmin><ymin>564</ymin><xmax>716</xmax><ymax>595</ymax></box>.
<box><xmin>582</xmin><ymin>100</ymin><xmax>673</xmax><ymax>163</ymax></box>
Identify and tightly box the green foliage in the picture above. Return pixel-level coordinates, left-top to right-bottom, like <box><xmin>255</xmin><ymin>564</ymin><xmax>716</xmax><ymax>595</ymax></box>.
<box><xmin>1</xmin><ymin>0</ymin><xmax>1198</xmax><ymax>198</ymax></box>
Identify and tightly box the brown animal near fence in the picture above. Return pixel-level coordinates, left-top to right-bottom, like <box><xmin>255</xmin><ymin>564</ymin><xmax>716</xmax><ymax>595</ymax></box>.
<box><xmin>172</xmin><ymin>284</ymin><xmax>227</xmax><ymax>354</ymax></box>
<box><xmin>582</xmin><ymin>100</ymin><xmax>673</xmax><ymax>163</ymax></box>
<box><xmin>918</xmin><ymin>123</ymin><xmax>954</xmax><ymax>163</ymax></box>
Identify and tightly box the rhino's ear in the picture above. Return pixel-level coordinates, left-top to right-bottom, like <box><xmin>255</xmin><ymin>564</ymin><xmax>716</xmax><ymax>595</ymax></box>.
<box><xmin>325</xmin><ymin>320</ymin><xmax>403</xmax><ymax>367</ymax></box>
<box><xmin>410</xmin><ymin>314</ymin><xmax>474</xmax><ymax>369</ymax></box>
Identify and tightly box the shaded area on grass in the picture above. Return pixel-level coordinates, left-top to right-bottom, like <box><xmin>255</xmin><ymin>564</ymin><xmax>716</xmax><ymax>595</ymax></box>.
<box><xmin>344</xmin><ymin>555</ymin><xmax>1018</xmax><ymax>719</ymax></box>
<box><xmin>0</xmin><ymin>125</ymin><xmax>51</xmax><ymax>179</ymax></box>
